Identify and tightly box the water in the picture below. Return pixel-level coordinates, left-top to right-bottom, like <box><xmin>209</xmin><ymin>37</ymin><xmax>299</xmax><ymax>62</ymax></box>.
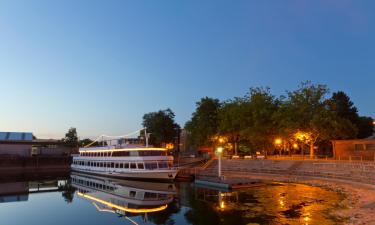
<box><xmin>0</xmin><ymin>173</ymin><xmax>346</xmax><ymax>225</ymax></box>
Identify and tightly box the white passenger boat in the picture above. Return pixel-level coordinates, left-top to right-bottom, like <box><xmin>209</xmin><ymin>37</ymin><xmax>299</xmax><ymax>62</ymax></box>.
<box><xmin>71</xmin><ymin>172</ymin><xmax>175</xmax><ymax>217</ymax></box>
<box><xmin>71</xmin><ymin>136</ymin><xmax>178</xmax><ymax>180</ymax></box>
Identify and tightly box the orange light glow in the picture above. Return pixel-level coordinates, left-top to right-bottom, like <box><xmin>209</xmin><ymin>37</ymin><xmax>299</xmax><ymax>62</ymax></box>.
<box><xmin>274</xmin><ymin>138</ymin><xmax>282</xmax><ymax>145</ymax></box>
<box><xmin>77</xmin><ymin>192</ymin><xmax>168</xmax><ymax>213</ymax></box>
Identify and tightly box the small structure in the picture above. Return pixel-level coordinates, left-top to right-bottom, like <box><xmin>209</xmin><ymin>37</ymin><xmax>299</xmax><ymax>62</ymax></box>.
<box><xmin>0</xmin><ymin>132</ymin><xmax>33</xmax><ymax>157</ymax></box>
<box><xmin>332</xmin><ymin>136</ymin><xmax>375</xmax><ymax>161</ymax></box>
<box><xmin>31</xmin><ymin>139</ymin><xmax>72</xmax><ymax>156</ymax></box>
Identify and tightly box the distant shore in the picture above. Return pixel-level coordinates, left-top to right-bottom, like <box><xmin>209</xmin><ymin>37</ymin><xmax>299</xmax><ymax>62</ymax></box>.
<box><xmin>225</xmin><ymin>172</ymin><xmax>375</xmax><ymax>225</ymax></box>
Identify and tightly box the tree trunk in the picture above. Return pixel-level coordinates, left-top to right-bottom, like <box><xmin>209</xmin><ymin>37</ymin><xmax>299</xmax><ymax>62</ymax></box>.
<box><xmin>309</xmin><ymin>143</ymin><xmax>314</xmax><ymax>158</ymax></box>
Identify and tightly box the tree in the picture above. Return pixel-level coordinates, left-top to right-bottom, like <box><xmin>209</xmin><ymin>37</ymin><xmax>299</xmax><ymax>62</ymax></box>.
<box><xmin>278</xmin><ymin>82</ymin><xmax>357</xmax><ymax>157</ymax></box>
<box><xmin>64</xmin><ymin>127</ymin><xmax>79</xmax><ymax>148</ymax></box>
<box><xmin>218</xmin><ymin>98</ymin><xmax>246</xmax><ymax>155</ymax></box>
<box><xmin>328</xmin><ymin>91</ymin><xmax>358</xmax><ymax>123</ymax></box>
<box><xmin>142</xmin><ymin>108</ymin><xmax>180</xmax><ymax>147</ymax></box>
<box><xmin>79</xmin><ymin>138</ymin><xmax>98</xmax><ymax>147</ymax></box>
<box><xmin>357</xmin><ymin>116</ymin><xmax>374</xmax><ymax>138</ymax></box>
<box><xmin>327</xmin><ymin>91</ymin><xmax>373</xmax><ymax>138</ymax></box>
<box><xmin>240</xmin><ymin>87</ymin><xmax>280</xmax><ymax>156</ymax></box>
<box><xmin>185</xmin><ymin>97</ymin><xmax>221</xmax><ymax>147</ymax></box>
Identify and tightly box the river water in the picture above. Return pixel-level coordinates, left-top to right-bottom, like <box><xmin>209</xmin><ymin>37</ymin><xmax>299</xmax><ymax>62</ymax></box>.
<box><xmin>0</xmin><ymin>173</ymin><xmax>347</xmax><ymax>225</ymax></box>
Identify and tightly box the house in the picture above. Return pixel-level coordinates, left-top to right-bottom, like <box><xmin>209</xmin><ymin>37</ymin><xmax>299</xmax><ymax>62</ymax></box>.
<box><xmin>332</xmin><ymin>135</ymin><xmax>375</xmax><ymax>161</ymax></box>
<box><xmin>0</xmin><ymin>132</ymin><xmax>33</xmax><ymax>157</ymax></box>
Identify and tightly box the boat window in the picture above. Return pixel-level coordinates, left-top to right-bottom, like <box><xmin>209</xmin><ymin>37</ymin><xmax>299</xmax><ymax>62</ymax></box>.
<box><xmin>129</xmin><ymin>191</ymin><xmax>136</xmax><ymax>197</ymax></box>
<box><xmin>138</xmin><ymin>151</ymin><xmax>166</xmax><ymax>156</ymax></box>
<box><xmin>130</xmin><ymin>163</ymin><xmax>137</xmax><ymax>169</ymax></box>
<box><xmin>124</xmin><ymin>163</ymin><xmax>129</xmax><ymax>169</ymax></box>
<box><xmin>145</xmin><ymin>162</ymin><xmax>158</xmax><ymax>170</ymax></box>
<box><xmin>137</xmin><ymin>163</ymin><xmax>144</xmax><ymax>169</ymax></box>
<box><xmin>158</xmin><ymin>162</ymin><xmax>168</xmax><ymax>169</ymax></box>
<box><xmin>107</xmin><ymin>162</ymin><xmax>111</xmax><ymax>168</ymax></box>
<box><xmin>120</xmin><ymin>163</ymin><xmax>124</xmax><ymax>168</ymax></box>
<box><xmin>115</xmin><ymin>163</ymin><xmax>119</xmax><ymax>168</ymax></box>
<box><xmin>144</xmin><ymin>192</ymin><xmax>158</xmax><ymax>199</ymax></box>
<box><xmin>112</xmin><ymin>151</ymin><xmax>130</xmax><ymax>157</ymax></box>
<box><xmin>111</xmin><ymin>163</ymin><xmax>115</xmax><ymax>168</ymax></box>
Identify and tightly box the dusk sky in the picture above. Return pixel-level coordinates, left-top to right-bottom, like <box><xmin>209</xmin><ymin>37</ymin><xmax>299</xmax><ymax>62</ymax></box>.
<box><xmin>0</xmin><ymin>0</ymin><xmax>374</xmax><ymax>139</ymax></box>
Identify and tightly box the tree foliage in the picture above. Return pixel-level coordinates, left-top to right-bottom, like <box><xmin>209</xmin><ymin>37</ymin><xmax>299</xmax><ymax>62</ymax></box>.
<box><xmin>185</xmin><ymin>81</ymin><xmax>373</xmax><ymax>156</ymax></box>
<box><xmin>185</xmin><ymin>97</ymin><xmax>221</xmax><ymax>146</ymax></box>
<box><xmin>63</xmin><ymin>127</ymin><xmax>79</xmax><ymax>147</ymax></box>
<box><xmin>142</xmin><ymin>108</ymin><xmax>180</xmax><ymax>147</ymax></box>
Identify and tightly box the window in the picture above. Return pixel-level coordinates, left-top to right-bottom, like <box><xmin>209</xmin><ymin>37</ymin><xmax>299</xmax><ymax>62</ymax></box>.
<box><xmin>137</xmin><ymin>163</ymin><xmax>144</xmax><ymax>169</ymax></box>
<box><xmin>144</xmin><ymin>192</ymin><xmax>158</xmax><ymax>199</ymax></box>
<box><xmin>120</xmin><ymin>163</ymin><xmax>124</xmax><ymax>169</ymax></box>
<box><xmin>130</xmin><ymin>163</ymin><xmax>137</xmax><ymax>169</ymax></box>
<box><xmin>130</xmin><ymin>191</ymin><xmax>136</xmax><ymax>197</ymax></box>
<box><xmin>112</xmin><ymin>151</ymin><xmax>130</xmax><ymax>157</ymax></box>
<box><xmin>138</xmin><ymin>151</ymin><xmax>166</xmax><ymax>156</ymax></box>
<box><xmin>355</xmin><ymin>144</ymin><xmax>364</xmax><ymax>151</ymax></box>
<box><xmin>158</xmin><ymin>162</ymin><xmax>168</xmax><ymax>169</ymax></box>
<box><xmin>124</xmin><ymin>163</ymin><xmax>129</xmax><ymax>169</ymax></box>
<box><xmin>115</xmin><ymin>163</ymin><xmax>119</xmax><ymax>168</ymax></box>
<box><xmin>145</xmin><ymin>162</ymin><xmax>158</xmax><ymax>170</ymax></box>
<box><xmin>366</xmin><ymin>144</ymin><xmax>375</xmax><ymax>150</ymax></box>
<box><xmin>111</xmin><ymin>163</ymin><xmax>115</xmax><ymax>168</ymax></box>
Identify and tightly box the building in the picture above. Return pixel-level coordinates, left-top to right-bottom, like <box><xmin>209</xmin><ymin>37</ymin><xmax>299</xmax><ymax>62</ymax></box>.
<box><xmin>0</xmin><ymin>131</ymin><xmax>72</xmax><ymax>157</ymax></box>
<box><xmin>31</xmin><ymin>139</ymin><xmax>72</xmax><ymax>156</ymax></box>
<box><xmin>332</xmin><ymin>136</ymin><xmax>375</xmax><ymax>161</ymax></box>
<box><xmin>0</xmin><ymin>132</ymin><xmax>33</xmax><ymax>157</ymax></box>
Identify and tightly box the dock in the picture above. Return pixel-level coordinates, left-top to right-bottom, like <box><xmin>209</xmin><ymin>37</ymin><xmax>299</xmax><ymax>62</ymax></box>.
<box><xmin>195</xmin><ymin>176</ymin><xmax>264</xmax><ymax>190</ymax></box>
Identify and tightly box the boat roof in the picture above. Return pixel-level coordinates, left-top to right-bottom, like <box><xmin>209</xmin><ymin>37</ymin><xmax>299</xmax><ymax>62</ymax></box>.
<box><xmin>79</xmin><ymin>146</ymin><xmax>167</xmax><ymax>153</ymax></box>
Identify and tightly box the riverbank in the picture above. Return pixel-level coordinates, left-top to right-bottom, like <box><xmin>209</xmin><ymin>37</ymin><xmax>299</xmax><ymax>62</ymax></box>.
<box><xmin>0</xmin><ymin>156</ymin><xmax>71</xmax><ymax>175</ymax></box>
<box><xmin>223</xmin><ymin>172</ymin><xmax>375</xmax><ymax>225</ymax></box>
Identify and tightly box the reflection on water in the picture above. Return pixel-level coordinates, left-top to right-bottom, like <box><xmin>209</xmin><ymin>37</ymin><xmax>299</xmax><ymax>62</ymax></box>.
<box><xmin>0</xmin><ymin>173</ymin><xmax>346</xmax><ymax>225</ymax></box>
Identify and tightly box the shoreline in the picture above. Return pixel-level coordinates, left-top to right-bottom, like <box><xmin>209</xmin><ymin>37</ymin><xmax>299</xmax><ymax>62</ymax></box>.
<box><xmin>225</xmin><ymin>172</ymin><xmax>375</xmax><ymax>225</ymax></box>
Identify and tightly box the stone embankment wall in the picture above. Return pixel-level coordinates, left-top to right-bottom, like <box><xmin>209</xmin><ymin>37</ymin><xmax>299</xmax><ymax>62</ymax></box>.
<box><xmin>199</xmin><ymin>159</ymin><xmax>375</xmax><ymax>184</ymax></box>
<box><xmin>0</xmin><ymin>156</ymin><xmax>71</xmax><ymax>174</ymax></box>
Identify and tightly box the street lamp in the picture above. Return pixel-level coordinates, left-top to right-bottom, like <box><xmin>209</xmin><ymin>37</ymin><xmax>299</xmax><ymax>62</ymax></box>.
<box><xmin>274</xmin><ymin>138</ymin><xmax>282</xmax><ymax>145</ymax></box>
<box><xmin>217</xmin><ymin>147</ymin><xmax>223</xmax><ymax>179</ymax></box>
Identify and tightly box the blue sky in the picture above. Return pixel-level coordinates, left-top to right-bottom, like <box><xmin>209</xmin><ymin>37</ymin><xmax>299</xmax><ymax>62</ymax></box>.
<box><xmin>0</xmin><ymin>0</ymin><xmax>374</xmax><ymax>138</ymax></box>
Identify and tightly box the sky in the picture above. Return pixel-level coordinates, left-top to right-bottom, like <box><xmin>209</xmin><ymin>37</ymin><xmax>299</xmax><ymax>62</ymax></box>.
<box><xmin>0</xmin><ymin>0</ymin><xmax>374</xmax><ymax>139</ymax></box>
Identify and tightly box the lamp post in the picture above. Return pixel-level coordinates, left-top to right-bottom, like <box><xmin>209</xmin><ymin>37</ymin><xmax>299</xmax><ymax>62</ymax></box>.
<box><xmin>217</xmin><ymin>147</ymin><xmax>223</xmax><ymax>179</ymax></box>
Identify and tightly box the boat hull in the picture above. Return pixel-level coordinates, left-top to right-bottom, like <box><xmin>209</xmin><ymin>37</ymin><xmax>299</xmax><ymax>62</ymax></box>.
<box><xmin>71</xmin><ymin>167</ymin><xmax>178</xmax><ymax>181</ymax></box>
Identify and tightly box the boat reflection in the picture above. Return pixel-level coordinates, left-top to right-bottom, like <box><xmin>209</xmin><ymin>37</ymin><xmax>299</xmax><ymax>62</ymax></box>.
<box><xmin>71</xmin><ymin>172</ymin><xmax>176</xmax><ymax>219</ymax></box>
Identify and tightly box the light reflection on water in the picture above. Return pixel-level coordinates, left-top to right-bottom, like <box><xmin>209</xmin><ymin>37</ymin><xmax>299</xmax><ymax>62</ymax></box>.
<box><xmin>0</xmin><ymin>173</ymin><xmax>346</xmax><ymax>225</ymax></box>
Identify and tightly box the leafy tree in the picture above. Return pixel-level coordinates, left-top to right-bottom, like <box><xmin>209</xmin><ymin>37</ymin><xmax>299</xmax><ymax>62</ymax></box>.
<box><xmin>240</xmin><ymin>87</ymin><xmax>280</xmax><ymax>156</ymax></box>
<box><xmin>218</xmin><ymin>97</ymin><xmax>246</xmax><ymax>155</ymax></box>
<box><xmin>185</xmin><ymin>97</ymin><xmax>221</xmax><ymax>147</ymax></box>
<box><xmin>142</xmin><ymin>108</ymin><xmax>180</xmax><ymax>147</ymax></box>
<box><xmin>63</xmin><ymin>127</ymin><xmax>79</xmax><ymax>148</ymax></box>
<box><xmin>327</xmin><ymin>91</ymin><xmax>373</xmax><ymax>138</ymax></box>
<box><xmin>278</xmin><ymin>82</ymin><xmax>357</xmax><ymax>157</ymax></box>
<box><xmin>328</xmin><ymin>91</ymin><xmax>358</xmax><ymax>123</ymax></box>
<box><xmin>79</xmin><ymin>138</ymin><xmax>99</xmax><ymax>147</ymax></box>
<box><xmin>357</xmin><ymin>116</ymin><xmax>374</xmax><ymax>138</ymax></box>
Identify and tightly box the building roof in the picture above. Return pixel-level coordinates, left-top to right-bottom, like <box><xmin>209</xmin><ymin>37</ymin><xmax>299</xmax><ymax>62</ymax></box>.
<box><xmin>0</xmin><ymin>132</ymin><xmax>33</xmax><ymax>141</ymax></box>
